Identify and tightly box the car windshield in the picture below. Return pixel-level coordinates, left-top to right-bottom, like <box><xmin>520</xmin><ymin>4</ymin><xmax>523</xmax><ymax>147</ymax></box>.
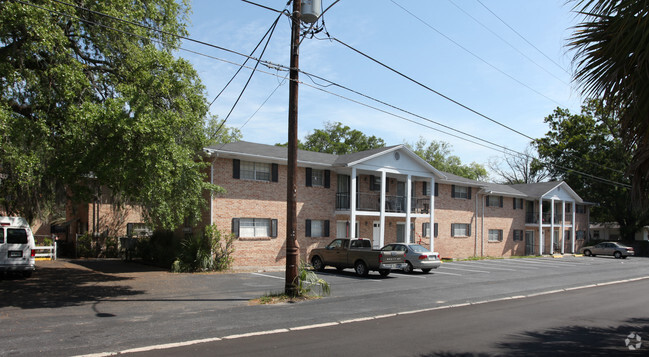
<box><xmin>409</xmin><ymin>244</ymin><xmax>429</xmax><ymax>253</ymax></box>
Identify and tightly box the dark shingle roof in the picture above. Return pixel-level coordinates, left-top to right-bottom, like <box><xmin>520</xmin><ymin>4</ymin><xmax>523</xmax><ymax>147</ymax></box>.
<box><xmin>207</xmin><ymin>141</ymin><xmax>337</xmax><ymax>166</ymax></box>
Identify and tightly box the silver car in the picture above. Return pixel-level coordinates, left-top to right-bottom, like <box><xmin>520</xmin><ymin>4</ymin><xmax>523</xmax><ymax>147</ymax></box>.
<box><xmin>580</xmin><ymin>242</ymin><xmax>634</xmax><ymax>259</ymax></box>
<box><xmin>382</xmin><ymin>243</ymin><xmax>441</xmax><ymax>273</ymax></box>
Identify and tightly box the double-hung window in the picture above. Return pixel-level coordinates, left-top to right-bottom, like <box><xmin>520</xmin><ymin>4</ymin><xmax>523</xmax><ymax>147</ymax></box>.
<box><xmin>422</xmin><ymin>222</ymin><xmax>438</xmax><ymax>238</ymax></box>
<box><xmin>232</xmin><ymin>218</ymin><xmax>277</xmax><ymax>238</ymax></box>
<box><xmin>488</xmin><ymin>229</ymin><xmax>503</xmax><ymax>242</ymax></box>
<box><xmin>486</xmin><ymin>195</ymin><xmax>503</xmax><ymax>207</ymax></box>
<box><xmin>305</xmin><ymin>219</ymin><xmax>330</xmax><ymax>237</ymax></box>
<box><xmin>451</xmin><ymin>223</ymin><xmax>471</xmax><ymax>237</ymax></box>
<box><xmin>451</xmin><ymin>185</ymin><xmax>471</xmax><ymax>199</ymax></box>
<box><xmin>240</xmin><ymin>161</ymin><xmax>270</xmax><ymax>181</ymax></box>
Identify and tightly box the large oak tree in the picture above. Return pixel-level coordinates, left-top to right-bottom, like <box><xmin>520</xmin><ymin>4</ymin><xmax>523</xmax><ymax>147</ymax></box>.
<box><xmin>0</xmin><ymin>0</ymin><xmax>219</xmax><ymax>228</ymax></box>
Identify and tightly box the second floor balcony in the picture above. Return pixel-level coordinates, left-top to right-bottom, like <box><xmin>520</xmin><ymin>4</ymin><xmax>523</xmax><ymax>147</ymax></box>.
<box><xmin>525</xmin><ymin>212</ymin><xmax>574</xmax><ymax>225</ymax></box>
<box><xmin>336</xmin><ymin>193</ymin><xmax>431</xmax><ymax>214</ymax></box>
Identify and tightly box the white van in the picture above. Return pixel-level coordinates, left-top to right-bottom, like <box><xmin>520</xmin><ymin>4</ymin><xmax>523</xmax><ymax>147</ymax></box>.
<box><xmin>0</xmin><ymin>216</ymin><xmax>36</xmax><ymax>278</ymax></box>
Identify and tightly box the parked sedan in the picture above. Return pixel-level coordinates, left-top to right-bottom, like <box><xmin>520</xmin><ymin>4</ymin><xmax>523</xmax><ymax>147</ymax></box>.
<box><xmin>381</xmin><ymin>243</ymin><xmax>441</xmax><ymax>273</ymax></box>
<box><xmin>580</xmin><ymin>242</ymin><xmax>634</xmax><ymax>259</ymax></box>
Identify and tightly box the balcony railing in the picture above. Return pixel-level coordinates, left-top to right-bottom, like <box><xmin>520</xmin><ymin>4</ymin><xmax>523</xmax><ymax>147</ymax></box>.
<box><xmin>525</xmin><ymin>212</ymin><xmax>573</xmax><ymax>224</ymax></box>
<box><xmin>336</xmin><ymin>193</ymin><xmax>431</xmax><ymax>214</ymax></box>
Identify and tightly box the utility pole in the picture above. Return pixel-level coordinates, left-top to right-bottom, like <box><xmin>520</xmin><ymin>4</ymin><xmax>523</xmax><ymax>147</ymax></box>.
<box><xmin>285</xmin><ymin>0</ymin><xmax>301</xmax><ymax>297</ymax></box>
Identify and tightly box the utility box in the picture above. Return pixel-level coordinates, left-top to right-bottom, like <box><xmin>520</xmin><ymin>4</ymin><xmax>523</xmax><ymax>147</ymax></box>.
<box><xmin>301</xmin><ymin>0</ymin><xmax>322</xmax><ymax>24</ymax></box>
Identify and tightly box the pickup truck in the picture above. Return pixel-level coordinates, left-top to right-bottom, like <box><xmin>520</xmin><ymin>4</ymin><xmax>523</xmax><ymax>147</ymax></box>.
<box><xmin>309</xmin><ymin>238</ymin><xmax>406</xmax><ymax>277</ymax></box>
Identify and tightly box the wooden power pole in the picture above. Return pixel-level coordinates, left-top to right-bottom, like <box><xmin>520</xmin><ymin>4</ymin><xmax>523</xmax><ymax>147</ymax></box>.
<box><xmin>285</xmin><ymin>0</ymin><xmax>301</xmax><ymax>296</ymax></box>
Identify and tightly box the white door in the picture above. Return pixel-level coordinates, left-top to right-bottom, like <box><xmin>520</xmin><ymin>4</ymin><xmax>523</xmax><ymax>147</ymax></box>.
<box><xmin>372</xmin><ymin>221</ymin><xmax>381</xmax><ymax>249</ymax></box>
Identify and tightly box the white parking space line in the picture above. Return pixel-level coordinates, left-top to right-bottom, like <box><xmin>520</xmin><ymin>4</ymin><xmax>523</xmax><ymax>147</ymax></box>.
<box><xmin>250</xmin><ymin>273</ymin><xmax>284</xmax><ymax>280</ymax></box>
<box><xmin>459</xmin><ymin>261</ymin><xmax>519</xmax><ymax>271</ymax></box>
<box><xmin>511</xmin><ymin>259</ymin><xmax>579</xmax><ymax>267</ymax></box>
<box><xmin>440</xmin><ymin>265</ymin><xmax>490</xmax><ymax>273</ymax></box>
<box><xmin>430</xmin><ymin>271</ymin><xmax>463</xmax><ymax>276</ymax></box>
<box><xmin>393</xmin><ymin>273</ymin><xmax>428</xmax><ymax>279</ymax></box>
<box><xmin>486</xmin><ymin>260</ymin><xmax>541</xmax><ymax>269</ymax></box>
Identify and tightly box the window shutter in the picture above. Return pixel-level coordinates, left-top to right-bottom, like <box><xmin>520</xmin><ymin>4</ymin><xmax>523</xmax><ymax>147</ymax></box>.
<box><xmin>435</xmin><ymin>182</ymin><xmax>439</xmax><ymax>197</ymax></box>
<box><xmin>306</xmin><ymin>168</ymin><xmax>312</xmax><ymax>187</ymax></box>
<box><xmin>305</xmin><ymin>219</ymin><xmax>312</xmax><ymax>237</ymax></box>
<box><xmin>513</xmin><ymin>197</ymin><xmax>517</xmax><ymax>209</ymax></box>
<box><xmin>232</xmin><ymin>159</ymin><xmax>240</xmax><ymax>179</ymax></box>
<box><xmin>499</xmin><ymin>230</ymin><xmax>503</xmax><ymax>241</ymax></box>
<box><xmin>434</xmin><ymin>223</ymin><xmax>438</xmax><ymax>238</ymax></box>
<box><xmin>451</xmin><ymin>185</ymin><xmax>456</xmax><ymax>198</ymax></box>
<box><xmin>451</xmin><ymin>223</ymin><xmax>455</xmax><ymax>237</ymax></box>
<box><xmin>422</xmin><ymin>223</ymin><xmax>427</xmax><ymax>237</ymax></box>
<box><xmin>422</xmin><ymin>182</ymin><xmax>427</xmax><ymax>196</ymax></box>
<box><xmin>271</xmin><ymin>219</ymin><xmax>278</xmax><ymax>238</ymax></box>
<box><xmin>468</xmin><ymin>187</ymin><xmax>472</xmax><ymax>200</ymax></box>
<box><xmin>370</xmin><ymin>175</ymin><xmax>376</xmax><ymax>191</ymax></box>
<box><xmin>324</xmin><ymin>220</ymin><xmax>330</xmax><ymax>237</ymax></box>
<box><xmin>271</xmin><ymin>164</ymin><xmax>278</xmax><ymax>182</ymax></box>
<box><xmin>324</xmin><ymin>170</ymin><xmax>330</xmax><ymax>188</ymax></box>
<box><xmin>468</xmin><ymin>224</ymin><xmax>472</xmax><ymax>236</ymax></box>
<box><xmin>231</xmin><ymin>218</ymin><xmax>240</xmax><ymax>238</ymax></box>
<box><xmin>499</xmin><ymin>196</ymin><xmax>503</xmax><ymax>208</ymax></box>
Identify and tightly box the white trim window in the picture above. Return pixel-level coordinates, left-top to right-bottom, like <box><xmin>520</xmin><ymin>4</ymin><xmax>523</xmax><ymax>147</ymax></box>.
<box><xmin>451</xmin><ymin>185</ymin><xmax>471</xmax><ymax>199</ymax></box>
<box><xmin>451</xmin><ymin>223</ymin><xmax>471</xmax><ymax>237</ymax></box>
<box><xmin>240</xmin><ymin>161</ymin><xmax>271</xmax><ymax>182</ymax></box>
<box><xmin>232</xmin><ymin>218</ymin><xmax>277</xmax><ymax>238</ymax></box>
<box><xmin>486</xmin><ymin>195</ymin><xmax>503</xmax><ymax>207</ymax></box>
<box><xmin>311</xmin><ymin>169</ymin><xmax>324</xmax><ymax>187</ymax></box>
<box><xmin>488</xmin><ymin>229</ymin><xmax>503</xmax><ymax>242</ymax></box>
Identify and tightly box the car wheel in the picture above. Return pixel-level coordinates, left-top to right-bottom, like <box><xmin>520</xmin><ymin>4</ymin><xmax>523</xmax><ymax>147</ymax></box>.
<box><xmin>403</xmin><ymin>261</ymin><xmax>414</xmax><ymax>274</ymax></box>
<box><xmin>311</xmin><ymin>256</ymin><xmax>325</xmax><ymax>272</ymax></box>
<box><xmin>583</xmin><ymin>249</ymin><xmax>592</xmax><ymax>257</ymax></box>
<box><xmin>614</xmin><ymin>251</ymin><xmax>622</xmax><ymax>259</ymax></box>
<box><xmin>379</xmin><ymin>269</ymin><xmax>390</xmax><ymax>277</ymax></box>
<box><xmin>354</xmin><ymin>261</ymin><xmax>369</xmax><ymax>277</ymax></box>
<box><xmin>421</xmin><ymin>268</ymin><xmax>432</xmax><ymax>274</ymax></box>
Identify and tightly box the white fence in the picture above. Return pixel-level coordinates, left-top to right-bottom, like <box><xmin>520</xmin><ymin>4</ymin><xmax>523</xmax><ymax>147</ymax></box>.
<box><xmin>34</xmin><ymin>242</ymin><xmax>57</xmax><ymax>260</ymax></box>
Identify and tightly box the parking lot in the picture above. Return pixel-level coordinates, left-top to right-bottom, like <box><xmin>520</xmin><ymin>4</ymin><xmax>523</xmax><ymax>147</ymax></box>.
<box><xmin>2</xmin><ymin>256</ymin><xmax>649</xmax><ymax>356</ymax></box>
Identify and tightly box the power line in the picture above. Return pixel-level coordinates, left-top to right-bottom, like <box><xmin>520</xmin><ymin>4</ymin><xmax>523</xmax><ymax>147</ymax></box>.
<box><xmin>390</xmin><ymin>0</ymin><xmax>564</xmax><ymax>107</ymax></box>
<box><xmin>19</xmin><ymin>0</ymin><xmax>629</xmax><ymax>188</ymax></box>
<box><xmin>476</xmin><ymin>0</ymin><xmax>570</xmax><ymax>76</ymax></box>
<box><xmin>446</xmin><ymin>0</ymin><xmax>571</xmax><ymax>87</ymax></box>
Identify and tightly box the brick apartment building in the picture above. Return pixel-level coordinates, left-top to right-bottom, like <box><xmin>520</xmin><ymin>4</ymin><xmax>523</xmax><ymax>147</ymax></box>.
<box><xmin>203</xmin><ymin>141</ymin><xmax>590</xmax><ymax>268</ymax></box>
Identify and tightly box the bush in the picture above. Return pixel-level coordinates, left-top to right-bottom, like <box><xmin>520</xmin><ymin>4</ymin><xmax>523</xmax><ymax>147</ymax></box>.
<box><xmin>171</xmin><ymin>225</ymin><xmax>235</xmax><ymax>273</ymax></box>
<box><xmin>76</xmin><ymin>233</ymin><xmax>94</xmax><ymax>258</ymax></box>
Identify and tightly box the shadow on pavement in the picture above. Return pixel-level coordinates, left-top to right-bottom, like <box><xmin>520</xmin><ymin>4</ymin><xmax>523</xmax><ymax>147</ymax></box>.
<box><xmin>0</xmin><ymin>260</ymin><xmax>144</xmax><ymax>309</ymax></box>
<box><xmin>417</xmin><ymin>317</ymin><xmax>649</xmax><ymax>356</ymax></box>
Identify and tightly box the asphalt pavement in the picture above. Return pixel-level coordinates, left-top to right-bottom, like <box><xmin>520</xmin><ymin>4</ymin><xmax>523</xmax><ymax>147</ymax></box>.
<box><xmin>1</xmin><ymin>256</ymin><xmax>648</xmax><ymax>356</ymax></box>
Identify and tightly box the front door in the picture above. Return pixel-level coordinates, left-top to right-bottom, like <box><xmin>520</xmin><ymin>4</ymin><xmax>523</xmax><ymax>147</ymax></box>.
<box><xmin>372</xmin><ymin>221</ymin><xmax>381</xmax><ymax>249</ymax></box>
<box><xmin>525</xmin><ymin>231</ymin><xmax>534</xmax><ymax>255</ymax></box>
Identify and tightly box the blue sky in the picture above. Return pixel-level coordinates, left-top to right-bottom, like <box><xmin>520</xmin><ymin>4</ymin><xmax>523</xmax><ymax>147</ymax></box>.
<box><xmin>181</xmin><ymin>1</ymin><xmax>585</xmax><ymax>177</ymax></box>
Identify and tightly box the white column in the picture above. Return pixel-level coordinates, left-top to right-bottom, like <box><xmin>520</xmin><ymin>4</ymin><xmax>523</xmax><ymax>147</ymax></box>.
<box><xmin>571</xmin><ymin>202</ymin><xmax>576</xmax><ymax>253</ymax></box>
<box><xmin>350</xmin><ymin>167</ymin><xmax>357</xmax><ymax>239</ymax></box>
<box><xmin>550</xmin><ymin>199</ymin><xmax>555</xmax><ymax>254</ymax></box>
<box><xmin>429</xmin><ymin>177</ymin><xmax>435</xmax><ymax>252</ymax></box>
<box><xmin>538</xmin><ymin>200</ymin><xmax>543</xmax><ymax>255</ymax></box>
<box><xmin>561</xmin><ymin>201</ymin><xmax>566</xmax><ymax>254</ymax></box>
<box><xmin>405</xmin><ymin>175</ymin><xmax>412</xmax><ymax>243</ymax></box>
<box><xmin>379</xmin><ymin>171</ymin><xmax>386</xmax><ymax>247</ymax></box>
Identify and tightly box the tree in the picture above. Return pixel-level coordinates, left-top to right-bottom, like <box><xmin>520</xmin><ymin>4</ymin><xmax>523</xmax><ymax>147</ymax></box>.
<box><xmin>296</xmin><ymin>121</ymin><xmax>385</xmax><ymax>154</ymax></box>
<box><xmin>0</xmin><ymin>0</ymin><xmax>219</xmax><ymax>229</ymax></box>
<box><xmin>406</xmin><ymin>138</ymin><xmax>488</xmax><ymax>181</ymax></box>
<box><xmin>205</xmin><ymin>117</ymin><xmax>242</xmax><ymax>146</ymax></box>
<box><xmin>534</xmin><ymin>99</ymin><xmax>646</xmax><ymax>239</ymax></box>
<box><xmin>488</xmin><ymin>146</ymin><xmax>549</xmax><ymax>184</ymax></box>
<box><xmin>570</xmin><ymin>0</ymin><xmax>649</xmax><ymax>210</ymax></box>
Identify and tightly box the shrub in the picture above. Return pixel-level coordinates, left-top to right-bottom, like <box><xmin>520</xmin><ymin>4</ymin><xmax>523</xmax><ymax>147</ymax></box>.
<box><xmin>294</xmin><ymin>261</ymin><xmax>330</xmax><ymax>297</ymax></box>
<box><xmin>171</xmin><ymin>225</ymin><xmax>236</xmax><ymax>273</ymax></box>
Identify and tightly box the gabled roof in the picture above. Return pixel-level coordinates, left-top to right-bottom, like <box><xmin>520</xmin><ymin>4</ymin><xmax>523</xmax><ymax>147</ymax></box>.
<box><xmin>204</xmin><ymin>141</ymin><xmax>588</xmax><ymax>203</ymax></box>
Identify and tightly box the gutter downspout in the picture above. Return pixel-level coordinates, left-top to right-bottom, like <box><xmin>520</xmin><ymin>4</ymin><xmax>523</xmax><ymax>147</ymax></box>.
<box><xmin>210</xmin><ymin>156</ymin><xmax>216</xmax><ymax>227</ymax></box>
<box><xmin>429</xmin><ymin>177</ymin><xmax>435</xmax><ymax>252</ymax></box>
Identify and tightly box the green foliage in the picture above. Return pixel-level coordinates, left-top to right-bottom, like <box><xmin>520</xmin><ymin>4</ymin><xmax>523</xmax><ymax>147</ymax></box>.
<box><xmin>279</xmin><ymin>121</ymin><xmax>385</xmax><ymax>154</ymax></box>
<box><xmin>294</xmin><ymin>262</ymin><xmax>330</xmax><ymax>297</ymax></box>
<box><xmin>405</xmin><ymin>137</ymin><xmax>488</xmax><ymax>181</ymax></box>
<box><xmin>171</xmin><ymin>225</ymin><xmax>235</xmax><ymax>273</ymax></box>
<box><xmin>570</xmin><ymin>0</ymin><xmax>649</xmax><ymax>209</ymax></box>
<box><xmin>76</xmin><ymin>233</ymin><xmax>94</xmax><ymax>258</ymax></box>
<box><xmin>534</xmin><ymin>99</ymin><xmax>648</xmax><ymax>239</ymax></box>
<box><xmin>205</xmin><ymin>116</ymin><xmax>243</xmax><ymax>146</ymax></box>
<box><xmin>0</xmin><ymin>0</ymin><xmax>222</xmax><ymax>229</ymax></box>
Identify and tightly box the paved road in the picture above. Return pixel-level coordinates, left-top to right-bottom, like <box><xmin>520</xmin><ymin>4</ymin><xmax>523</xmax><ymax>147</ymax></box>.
<box><xmin>127</xmin><ymin>279</ymin><xmax>649</xmax><ymax>357</ymax></box>
<box><xmin>1</xmin><ymin>256</ymin><xmax>648</xmax><ymax>356</ymax></box>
